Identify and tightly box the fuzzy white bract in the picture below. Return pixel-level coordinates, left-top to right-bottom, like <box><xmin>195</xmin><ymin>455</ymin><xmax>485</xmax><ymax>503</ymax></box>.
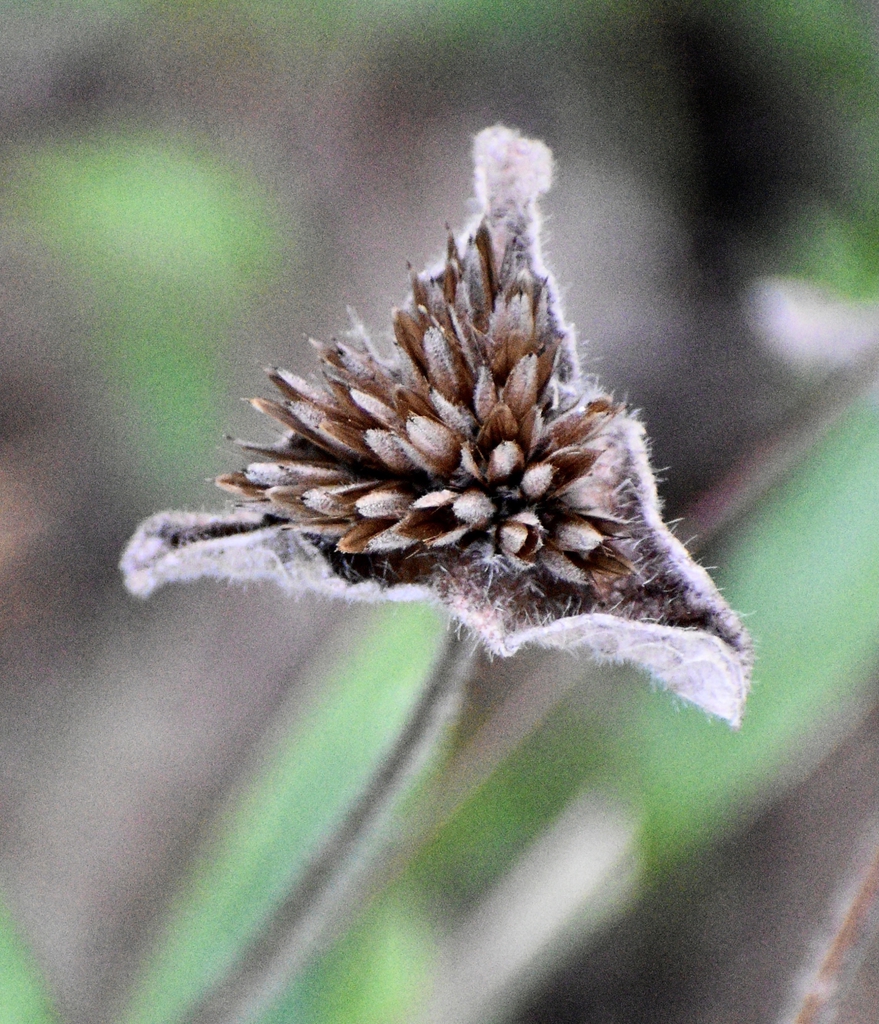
<box><xmin>122</xmin><ymin>126</ymin><xmax>753</xmax><ymax>726</ymax></box>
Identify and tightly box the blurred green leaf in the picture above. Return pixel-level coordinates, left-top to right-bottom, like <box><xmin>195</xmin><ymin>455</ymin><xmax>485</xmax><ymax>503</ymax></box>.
<box><xmin>413</xmin><ymin>398</ymin><xmax>879</xmax><ymax>901</ymax></box>
<box><xmin>711</xmin><ymin>0</ymin><xmax>879</xmax><ymax>300</ymax></box>
<box><xmin>0</xmin><ymin>0</ymin><xmax>143</xmax><ymax>12</ymax></box>
<box><xmin>632</xmin><ymin>396</ymin><xmax>879</xmax><ymax>868</ymax></box>
<box><xmin>0</xmin><ymin>901</ymin><xmax>57</xmax><ymax>1024</ymax></box>
<box><xmin>262</xmin><ymin>890</ymin><xmax>433</xmax><ymax>1024</ymax></box>
<box><xmin>8</xmin><ymin>135</ymin><xmax>284</xmax><ymax>488</ymax></box>
<box><xmin>786</xmin><ymin>206</ymin><xmax>879</xmax><ymax>302</ymax></box>
<box><xmin>724</xmin><ymin>0</ymin><xmax>877</xmax><ymax>94</ymax></box>
<box><xmin>147</xmin><ymin>0</ymin><xmax>608</xmax><ymax>52</ymax></box>
<box><xmin>120</xmin><ymin>602</ymin><xmax>444</xmax><ymax>1024</ymax></box>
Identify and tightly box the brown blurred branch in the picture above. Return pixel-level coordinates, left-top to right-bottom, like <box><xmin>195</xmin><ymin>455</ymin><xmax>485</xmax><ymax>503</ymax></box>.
<box><xmin>682</xmin><ymin>343</ymin><xmax>879</xmax><ymax>548</ymax></box>
<box><xmin>787</xmin><ymin>835</ymin><xmax>879</xmax><ymax>1024</ymax></box>
<box><xmin>182</xmin><ymin>630</ymin><xmax>477</xmax><ymax>1024</ymax></box>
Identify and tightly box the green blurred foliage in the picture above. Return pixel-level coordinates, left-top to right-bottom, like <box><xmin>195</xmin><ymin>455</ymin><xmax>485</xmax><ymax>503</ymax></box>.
<box><xmin>3</xmin><ymin>0</ymin><xmax>879</xmax><ymax>1020</ymax></box>
<box><xmin>10</xmin><ymin>0</ymin><xmax>879</xmax><ymax>304</ymax></box>
<box><xmin>276</xmin><ymin>401</ymin><xmax>877</xmax><ymax>1024</ymax></box>
<box><xmin>0</xmin><ymin>904</ymin><xmax>57</xmax><ymax>1024</ymax></box>
<box><xmin>150</xmin><ymin>0</ymin><xmax>601</xmax><ymax>46</ymax></box>
<box><xmin>631</xmin><ymin>400</ymin><xmax>879</xmax><ymax>865</ymax></box>
<box><xmin>265</xmin><ymin>890</ymin><xmax>433</xmax><ymax>1024</ymax></box>
<box><xmin>7</xmin><ymin>136</ymin><xmax>284</xmax><ymax>488</ymax></box>
<box><xmin>0</xmin><ymin>0</ymin><xmax>142</xmax><ymax>12</ymax></box>
<box><xmin>121</xmin><ymin>603</ymin><xmax>444</xmax><ymax>1024</ymax></box>
<box><xmin>117</xmin><ymin>398</ymin><xmax>877</xmax><ymax>1024</ymax></box>
<box><xmin>413</xmin><ymin>400</ymin><xmax>879</xmax><ymax>900</ymax></box>
<box><xmin>701</xmin><ymin>0</ymin><xmax>879</xmax><ymax>298</ymax></box>
<box><xmin>787</xmin><ymin>207</ymin><xmax>879</xmax><ymax>302</ymax></box>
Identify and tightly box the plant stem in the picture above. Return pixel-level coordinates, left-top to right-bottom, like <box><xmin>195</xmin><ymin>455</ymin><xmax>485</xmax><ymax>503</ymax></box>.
<box><xmin>182</xmin><ymin>629</ymin><xmax>477</xmax><ymax>1024</ymax></box>
<box><xmin>787</xmin><ymin>836</ymin><xmax>879</xmax><ymax>1024</ymax></box>
<box><xmin>682</xmin><ymin>346</ymin><xmax>879</xmax><ymax>546</ymax></box>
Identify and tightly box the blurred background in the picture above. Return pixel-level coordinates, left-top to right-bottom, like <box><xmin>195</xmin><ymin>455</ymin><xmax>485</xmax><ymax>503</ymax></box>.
<box><xmin>1</xmin><ymin>2</ymin><xmax>878</xmax><ymax>1023</ymax></box>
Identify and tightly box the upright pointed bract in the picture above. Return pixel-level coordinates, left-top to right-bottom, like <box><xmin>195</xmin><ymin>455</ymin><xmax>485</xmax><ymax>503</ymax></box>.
<box><xmin>122</xmin><ymin>126</ymin><xmax>753</xmax><ymax>725</ymax></box>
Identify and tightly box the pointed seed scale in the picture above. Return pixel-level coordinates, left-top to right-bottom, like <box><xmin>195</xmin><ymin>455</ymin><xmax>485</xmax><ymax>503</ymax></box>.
<box><xmin>412</xmin><ymin>489</ymin><xmax>457</xmax><ymax>509</ymax></box>
<box><xmin>301</xmin><ymin>488</ymin><xmax>352</xmax><ymax>515</ymax></box>
<box><xmin>430</xmin><ymin>390</ymin><xmax>477</xmax><ymax>436</ymax></box>
<box><xmin>547</xmin><ymin>449</ymin><xmax>600</xmax><ymax>492</ymax></box>
<box><xmin>473</xmin><ymin>365</ymin><xmax>498</xmax><ymax>422</ymax></box>
<box><xmin>447</xmin><ymin>306</ymin><xmax>481</xmax><ymax>374</ymax></box>
<box><xmin>425</xmin><ymin>526</ymin><xmax>470</xmax><ymax>548</ymax></box>
<box><xmin>244</xmin><ymin>462</ymin><xmax>345</xmax><ymax>489</ymax></box>
<box><xmin>337</xmin><ymin>518</ymin><xmax>397</xmax><ymax>554</ymax></box>
<box><xmin>364</xmin><ymin>527</ymin><xmax>418</xmax><ymax>552</ymax></box>
<box><xmin>335</xmin><ymin>341</ymin><xmax>381</xmax><ymax>381</ymax></box>
<box><xmin>516</xmin><ymin>406</ymin><xmax>542</xmax><ymax>455</ymax></box>
<box><xmin>324</xmin><ymin>379</ymin><xmax>377</xmax><ymax>424</ymax></box>
<box><xmin>294</xmin><ymin>518</ymin><xmax>350</xmax><ymax>537</ymax></box>
<box><xmin>263</xmin><ymin>485</ymin><xmax>309</xmax><ymax>510</ymax></box>
<box><xmin>589</xmin><ymin>546</ymin><xmax>636</xmax><ymax>576</ymax></box>
<box><xmin>266</xmin><ymin>368</ymin><xmax>329</xmax><ymax>407</ymax></box>
<box><xmin>452</xmin><ymin>489</ymin><xmax>495</xmax><ymax>527</ymax></box>
<box><xmin>442</xmin><ymin>259</ymin><xmax>458</xmax><ymax>305</ymax></box>
<box><xmin>555</xmin><ymin>518</ymin><xmax>604</xmax><ymax>553</ymax></box>
<box><xmin>521</xmin><ymin>461</ymin><xmax>554</xmax><ymax>499</ymax></box>
<box><xmin>492</xmin><ymin>292</ymin><xmax>534</xmax><ymax>353</ymax></box>
<box><xmin>394</xmin><ymin>506</ymin><xmax>457</xmax><ymax>541</ymax></box>
<box><xmin>423</xmin><ymin>326</ymin><xmax>460</xmax><ymax>399</ymax></box>
<box><xmin>504</xmin><ymin>511</ymin><xmax>543</xmax><ymax>559</ymax></box>
<box><xmin>354</xmin><ymin>487</ymin><xmax>413</xmax><ymax>519</ymax></box>
<box><xmin>539</xmin><ymin>546</ymin><xmax>591</xmax><ymax>585</ymax></box>
<box><xmin>502</xmin><ymin>353</ymin><xmax>539</xmax><ymax>419</ymax></box>
<box><xmin>554</xmin><ymin>474</ymin><xmax>604</xmax><ymax>512</ymax></box>
<box><xmin>393</xmin><ymin>309</ymin><xmax>428</xmax><ymax>374</ymax></box>
<box><xmin>490</xmin><ymin>328</ymin><xmax>533</xmax><ymax>383</ymax></box>
<box><xmin>249</xmin><ymin>397</ymin><xmax>302</xmax><ymax>432</ymax></box>
<box><xmin>459</xmin><ymin>442</ymin><xmax>485</xmax><ymax>483</ymax></box>
<box><xmin>587</xmin><ymin>515</ymin><xmax>629</xmax><ymax>537</ymax></box>
<box><xmin>499</xmin><ymin>520</ymin><xmax>529</xmax><ymax>555</ymax></box>
<box><xmin>486</xmin><ymin>440</ymin><xmax>524</xmax><ymax>484</ymax></box>
<box><xmin>215</xmin><ymin>472</ymin><xmax>264</xmax><ymax>498</ymax></box>
<box><xmin>474</xmin><ymin>223</ymin><xmax>498</xmax><ymax>300</ymax></box>
<box><xmin>535</xmin><ymin>336</ymin><xmax>561</xmax><ymax>394</ymax></box>
<box><xmin>548</xmin><ymin>407</ymin><xmax>608</xmax><ymax>449</ymax></box>
<box><xmin>406</xmin><ymin>415</ymin><xmax>461</xmax><ymax>466</ymax></box>
<box><xmin>315</xmin><ymin>418</ymin><xmax>372</xmax><ymax>458</ymax></box>
<box><xmin>477</xmin><ymin>403</ymin><xmax>519</xmax><ymax>449</ymax></box>
<box><xmin>238</xmin><ymin>464</ymin><xmax>289</xmax><ymax>488</ymax></box>
<box><xmin>516</xmin><ymin>527</ymin><xmax>542</xmax><ymax>561</ymax></box>
<box><xmin>350</xmin><ymin>388</ymin><xmax>401</xmax><ymax>428</ymax></box>
<box><xmin>393</xmin><ymin>385</ymin><xmax>434</xmax><ymax>420</ymax></box>
<box><xmin>363</xmin><ymin>429</ymin><xmax>420</xmax><ymax>473</ymax></box>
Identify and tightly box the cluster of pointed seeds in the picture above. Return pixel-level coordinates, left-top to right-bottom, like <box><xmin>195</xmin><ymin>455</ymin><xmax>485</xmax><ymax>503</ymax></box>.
<box><xmin>217</xmin><ymin>223</ymin><xmax>635</xmax><ymax>589</ymax></box>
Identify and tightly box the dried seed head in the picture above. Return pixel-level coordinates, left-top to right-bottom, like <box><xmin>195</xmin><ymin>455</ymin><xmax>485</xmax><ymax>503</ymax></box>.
<box><xmin>220</xmin><ymin>197</ymin><xmax>631</xmax><ymax>589</ymax></box>
<box><xmin>122</xmin><ymin>125</ymin><xmax>753</xmax><ymax>725</ymax></box>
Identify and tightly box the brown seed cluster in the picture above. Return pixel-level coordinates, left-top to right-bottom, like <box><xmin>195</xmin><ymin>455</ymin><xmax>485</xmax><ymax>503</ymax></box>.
<box><xmin>217</xmin><ymin>223</ymin><xmax>634</xmax><ymax>590</ymax></box>
<box><xmin>122</xmin><ymin>126</ymin><xmax>753</xmax><ymax>725</ymax></box>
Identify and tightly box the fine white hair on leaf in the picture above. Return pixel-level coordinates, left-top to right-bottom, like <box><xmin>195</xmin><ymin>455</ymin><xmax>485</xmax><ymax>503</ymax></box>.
<box><xmin>473</xmin><ymin>125</ymin><xmax>553</xmax><ymax>243</ymax></box>
<box><xmin>471</xmin><ymin>125</ymin><xmax>554</xmax><ymax>311</ymax></box>
<box><xmin>499</xmin><ymin>616</ymin><xmax>749</xmax><ymax>728</ymax></box>
<box><xmin>121</xmin><ymin>124</ymin><xmax>754</xmax><ymax>727</ymax></box>
<box><xmin>121</xmin><ymin>510</ymin><xmax>433</xmax><ymax>605</ymax></box>
<box><xmin>469</xmin><ymin>124</ymin><xmax>581</xmax><ymax>398</ymax></box>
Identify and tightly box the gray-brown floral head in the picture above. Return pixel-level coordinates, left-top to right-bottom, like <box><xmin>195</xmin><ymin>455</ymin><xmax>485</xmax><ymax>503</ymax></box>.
<box><xmin>122</xmin><ymin>126</ymin><xmax>753</xmax><ymax>726</ymax></box>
